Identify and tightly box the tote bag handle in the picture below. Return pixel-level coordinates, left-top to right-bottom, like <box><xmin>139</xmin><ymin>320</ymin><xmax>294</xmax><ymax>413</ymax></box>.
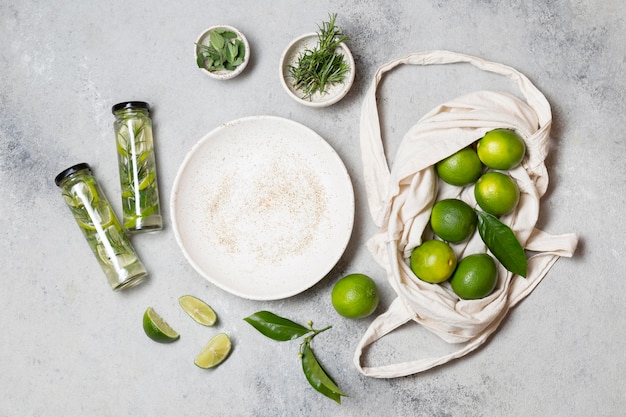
<box><xmin>360</xmin><ymin>50</ymin><xmax>552</xmax><ymax>227</ymax></box>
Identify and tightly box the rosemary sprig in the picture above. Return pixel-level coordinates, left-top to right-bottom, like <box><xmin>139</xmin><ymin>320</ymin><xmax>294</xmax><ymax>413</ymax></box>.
<box><xmin>289</xmin><ymin>14</ymin><xmax>350</xmax><ymax>99</ymax></box>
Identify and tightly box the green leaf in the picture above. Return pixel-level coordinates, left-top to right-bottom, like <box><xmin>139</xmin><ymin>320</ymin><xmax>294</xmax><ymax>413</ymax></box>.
<box><xmin>225</xmin><ymin>42</ymin><xmax>238</xmax><ymax>63</ymax></box>
<box><xmin>236</xmin><ymin>39</ymin><xmax>245</xmax><ymax>59</ymax></box>
<box><xmin>219</xmin><ymin>30</ymin><xmax>237</xmax><ymax>39</ymax></box>
<box><xmin>476</xmin><ymin>211</ymin><xmax>527</xmax><ymax>277</ymax></box>
<box><xmin>244</xmin><ymin>311</ymin><xmax>310</xmax><ymax>341</ymax></box>
<box><xmin>209</xmin><ymin>30</ymin><xmax>225</xmax><ymax>50</ymax></box>
<box><xmin>301</xmin><ymin>343</ymin><xmax>348</xmax><ymax>403</ymax></box>
<box><xmin>196</xmin><ymin>53</ymin><xmax>206</xmax><ymax>68</ymax></box>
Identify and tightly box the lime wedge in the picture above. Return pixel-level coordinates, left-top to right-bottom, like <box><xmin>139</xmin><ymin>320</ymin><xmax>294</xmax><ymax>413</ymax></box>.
<box><xmin>194</xmin><ymin>333</ymin><xmax>232</xmax><ymax>369</ymax></box>
<box><xmin>178</xmin><ymin>295</ymin><xmax>217</xmax><ymax>326</ymax></box>
<box><xmin>143</xmin><ymin>307</ymin><xmax>180</xmax><ymax>343</ymax></box>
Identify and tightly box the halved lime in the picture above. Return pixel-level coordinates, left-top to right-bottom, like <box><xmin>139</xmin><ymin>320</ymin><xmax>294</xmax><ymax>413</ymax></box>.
<box><xmin>194</xmin><ymin>333</ymin><xmax>232</xmax><ymax>369</ymax></box>
<box><xmin>142</xmin><ymin>307</ymin><xmax>180</xmax><ymax>343</ymax></box>
<box><xmin>178</xmin><ymin>295</ymin><xmax>217</xmax><ymax>326</ymax></box>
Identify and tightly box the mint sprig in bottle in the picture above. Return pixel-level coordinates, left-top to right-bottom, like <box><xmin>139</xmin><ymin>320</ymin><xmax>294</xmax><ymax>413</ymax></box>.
<box><xmin>55</xmin><ymin>163</ymin><xmax>148</xmax><ymax>290</ymax></box>
<box><xmin>112</xmin><ymin>101</ymin><xmax>163</xmax><ymax>233</ymax></box>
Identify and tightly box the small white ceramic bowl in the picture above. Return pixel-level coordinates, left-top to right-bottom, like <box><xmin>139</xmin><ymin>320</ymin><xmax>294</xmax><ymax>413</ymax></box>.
<box><xmin>279</xmin><ymin>33</ymin><xmax>355</xmax><ymax>107</ymax></box>
<box><xmin>195</xmin><ymin>25</ymin><xmax>250</xmax><ymax>80</ymax></box>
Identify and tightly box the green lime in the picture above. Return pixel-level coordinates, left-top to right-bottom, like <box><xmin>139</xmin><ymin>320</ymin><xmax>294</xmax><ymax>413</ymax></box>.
<box><xmin>430</xmin><ymin>199</ymin><xmax>477</xmax><ymax>243</ymax></box>
<box><xmin>436</xmin><ymin>147</ymin><xmax>483</xmax><ymax>186</ymax></box>
<box><xmin>194</xmin><ymin>333</ymin><xmax>232</xmax><ymax>369</ymax></box>
<box><xmin>477</xmin><ymin>129</ymin><xmax>526</xmax><ymax>170</ymax></box>
<box><xmin>179</xmin><ymin>295</ymin><xmax>217</xmax><ymax>326</ymax></box>
<box><xmin>450</xmin><ymin>253</ymin><xmax>498</xmax><ymax>300</ymax></box>
<box><xmin>474</xmin><ymin>171</ymin><xmax>520</xmax><ymax>217</ymax></box>
<box><xmin>143</xmin><ymin>307</ymin><xmax>180</xmax><ymax>343</ymax></box>
<box><xmin>409</xmin><ymin>240</ymin><xmax>457</xmax><ymax>284</ymax></box>
<box><xmin>331</xmin><ymin>274</ymin><xmax>380</xmax><ymax>319</ymax></box>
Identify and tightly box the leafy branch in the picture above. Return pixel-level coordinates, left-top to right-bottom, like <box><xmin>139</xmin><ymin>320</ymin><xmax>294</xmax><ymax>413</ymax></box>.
<box><xmin>244</xmin><ymin>311</ymin><xmax>348</xmax><ymax>404</ymax></box>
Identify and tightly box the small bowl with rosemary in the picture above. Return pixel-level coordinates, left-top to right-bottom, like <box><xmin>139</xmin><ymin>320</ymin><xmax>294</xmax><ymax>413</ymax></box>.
<box><xmin>195</xmin><ymin>25</ymin><xmax>249</xmax><ymax>80</ymax></box>
<box><xmin>280</xmin><ymin>14</ymin><xmax>355</xmax><ymax>107</ymax></box>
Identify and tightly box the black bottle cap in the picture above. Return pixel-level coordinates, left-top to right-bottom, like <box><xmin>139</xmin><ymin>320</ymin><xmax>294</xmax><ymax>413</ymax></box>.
<box><xmin>54</xmin><ymin>163</ymin><xmax>91</xmax><ymax>186</ymax></box>
<box><xmin>111</xmin><ymin>101</ymin><xmax>150</xmax><ymax>114</ymax></box>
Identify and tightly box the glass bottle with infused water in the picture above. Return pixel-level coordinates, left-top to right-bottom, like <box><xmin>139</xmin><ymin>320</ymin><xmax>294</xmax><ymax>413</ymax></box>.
<box><xmin>112</xmin><ymin>101</ymin><xmax>163</xmax><ymax>233</ymax></box>
<box><xmin>55</xmin><ymin>163</ymin><xmax>148</xmax><ymax>290</ymax></box>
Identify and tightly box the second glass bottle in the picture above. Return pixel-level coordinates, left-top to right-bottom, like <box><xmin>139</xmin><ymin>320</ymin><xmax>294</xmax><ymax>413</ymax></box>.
<box><xmin>112</xmin><ymin>101</ymin><xmax>163</xmax><ymax>233</ymax></box>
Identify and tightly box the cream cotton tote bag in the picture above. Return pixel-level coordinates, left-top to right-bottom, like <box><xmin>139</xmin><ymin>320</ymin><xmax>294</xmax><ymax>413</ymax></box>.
<box><xmin>354</xmin><ymin>51</ymin><xmax>578</xmax><ymax>378</ymax></box>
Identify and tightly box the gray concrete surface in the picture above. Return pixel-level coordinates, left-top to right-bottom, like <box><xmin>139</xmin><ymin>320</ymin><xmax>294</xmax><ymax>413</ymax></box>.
<box><xmin>1</xmin><ymin>1</ymin><xmax>624</xmax><ymax>416</ymax></box>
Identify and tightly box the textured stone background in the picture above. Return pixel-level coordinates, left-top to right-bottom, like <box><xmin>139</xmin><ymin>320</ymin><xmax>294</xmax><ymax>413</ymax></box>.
<box><xmin>1</xmin><ymin>1</ymin><xmax>624</xmax><ymax>416</ymax></box>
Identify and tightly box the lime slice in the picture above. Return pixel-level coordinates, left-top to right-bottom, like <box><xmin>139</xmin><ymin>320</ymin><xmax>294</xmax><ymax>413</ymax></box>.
<box><xmin>70</xmin><ymin>181</ymin><xmax>99</xmax><ymax>207</ymax></box>
<box><xmin>179</xmin><ymin>295</ymin><xmax>217</xmax><ymax>326</ymax></box>
<box><xmin>77</xmin><ymin>200</ymin><xmax>114</xmax><ymax>231</ymax></box>
<box><xmin>143</xmin><ymin>307</ymin><xmax>180</xmax><ymax>343</ymax></box>
<box><xmin>194</xmin><ymin>333</ymin><xmax>232</xmax><ymax>369</ymax></box>
<box><xmin>116</xmin><ymin>131</ymin><xmax>131</xmax><ymax>157</ymax></box>
<box><xmin>138</xmin><ymin>170</ymin><xmax>155</xmax><ymax>191</ymax></box>
<box><xmin>97</xmin><ymin>242</ymin><xmax>137</xmax><ymax>269</ymax></box>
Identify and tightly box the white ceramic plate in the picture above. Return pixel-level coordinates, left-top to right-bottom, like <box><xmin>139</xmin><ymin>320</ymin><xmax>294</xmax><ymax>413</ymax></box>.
<box><xmin>279</xmin><ymin>33</ymin><xmax>355</xmax><ymax>107</ymax></box>
<box><xmin>171</xmin><ymin>116</ymin><xmax>354</xmax><ymax>300</ymax></box>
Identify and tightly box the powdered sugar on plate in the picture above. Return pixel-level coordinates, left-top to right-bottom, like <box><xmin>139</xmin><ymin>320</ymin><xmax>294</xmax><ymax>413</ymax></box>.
<box><xmin>171</xmin><ymin>116</ymin><xmax>354</xmax><ymax>300</ymax></box>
